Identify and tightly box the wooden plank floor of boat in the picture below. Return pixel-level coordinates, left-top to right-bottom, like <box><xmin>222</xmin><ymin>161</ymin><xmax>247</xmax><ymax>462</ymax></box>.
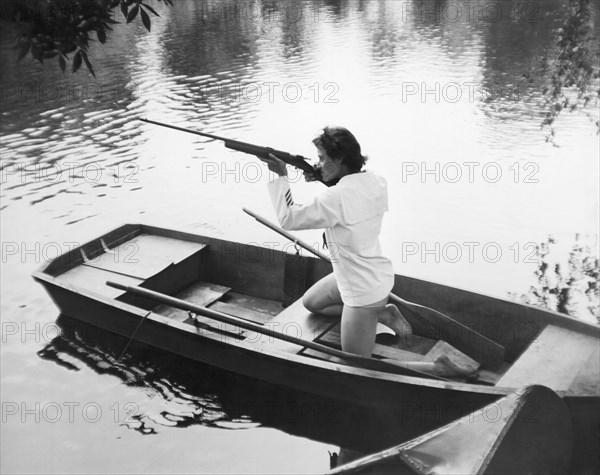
<box><xmin>251</xmin><ymin>298</ymin><xmax>339</xmax><ymax>353</ymax></box>
<box><xmin>173</xmin><ymin>288</ymin><xmax>339</xmax><ymax>356</ymax></box>
<box><xmin>152</xmin><ymin>281</ymin><xmax>508</xmax><ymax>383</ymax></box>
<box><xmin>318</xmin><ymin>324</ymin><xmax>441</xmax><ymax>357</ymax></box>
<box><xmin>154</xmin><ymin>282</ymin><xmax>287</xmax><ymax>337</ymax></box>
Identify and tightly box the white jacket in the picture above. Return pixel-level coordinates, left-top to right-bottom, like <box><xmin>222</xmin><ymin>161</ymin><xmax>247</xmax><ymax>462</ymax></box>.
<box><xmin>267</xmin><ymin>171</ymin><xmax>395</xmax><ymax>306</ymax></box>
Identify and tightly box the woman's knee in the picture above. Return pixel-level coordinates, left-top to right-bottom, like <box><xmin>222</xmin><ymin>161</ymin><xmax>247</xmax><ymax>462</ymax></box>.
<box><xmin>302</xmin><ymin>274</ymin><xmax>340</xmax><ymax>313</ymax></box>
<box><xmin>302</xmin><ymin>291</ymin><xmax>333</xmax><ymax>313</ymax></box>
<box><xmin>302</xmin><ymin>292</ymin><xmax>321</xmax><ymax>313</ymax></box>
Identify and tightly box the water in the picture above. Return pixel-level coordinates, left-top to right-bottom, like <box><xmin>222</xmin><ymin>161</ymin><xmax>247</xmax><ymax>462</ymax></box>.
<box><xmin>1</xmin><ymin>1</ymin><xmax>598</xmax><ymax>473</ymax></box>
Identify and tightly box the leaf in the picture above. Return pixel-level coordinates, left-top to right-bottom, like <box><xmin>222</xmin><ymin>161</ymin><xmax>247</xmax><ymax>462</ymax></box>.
<box><xmin>97</xmin><ymin>28</ymin><xmax>106</xmax><ymax>43</ymax></box>
<box><xmin>16</xmin><ymin>42</ymin><xmax>30</xmax><ymax>62</ymax></box>
<box><xmin>31</xmin><ymin>43</ymin><xmax>43</xmax><ymax>63</ymax></box>
<box><xmin>140</xmin><ymin>7</ymin><xmax>151</xmax><ymax>31</ymax></box>
<box><xmin>81</xmin><ymin>51</ymin><xmax>96</xmax><ymax>78</ymax></box>
<box><xmin>59</xmin><ymin>55</ymin><xmax>66</xmax><ymax>73</ymax></box>
<box><xmin>121</xmin><ymin>2</ymin><xmax>128</xmax><ymax>19</ymax></box>
<box><xmin>142</xmin><ymin>3</ymin><xmax>159</xmax><ymax>16</ymax></box>
<box><xmin>127</xmin><ymin>4</ymin><xmax>139</xmax><ymax>23</ymax></box>
<box><xmin>72</xmin><ymin>50</ymin><xmax>82</xmax><ymax>73</ymax></box>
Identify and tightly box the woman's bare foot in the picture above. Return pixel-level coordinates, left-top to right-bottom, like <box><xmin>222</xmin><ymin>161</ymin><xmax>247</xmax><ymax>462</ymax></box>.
<box><xmin>432</xmin><ymin>354</ymin><xmax>478</xmax><ymax>378</ymax></box>
<box><xmin>379</xmin><ymin>304</ymin><xmax>412</xmax><ymax>338</ymax></box>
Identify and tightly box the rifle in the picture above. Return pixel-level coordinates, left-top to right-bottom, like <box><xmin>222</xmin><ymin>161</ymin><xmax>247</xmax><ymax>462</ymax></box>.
<box><xmin>140</xmin><ymin>118</ymin><xmax>332</xmax><ymax>186</ymax></box>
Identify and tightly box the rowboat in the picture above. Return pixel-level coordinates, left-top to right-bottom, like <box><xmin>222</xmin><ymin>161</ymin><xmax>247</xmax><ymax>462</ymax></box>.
<box><xmin>32</xmin><ymin>222</ymin><xmax>599</xmax><ymax>472</ymax></box>
<box><xmin>327</xmin><ymin>384</ymin><xmax>573</xmax><ymax>474</ymax></box>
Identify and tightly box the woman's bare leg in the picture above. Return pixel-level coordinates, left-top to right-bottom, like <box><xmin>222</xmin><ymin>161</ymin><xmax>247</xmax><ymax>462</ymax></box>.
<box><xmin>378</xmin><ymin>304</ymin><xmax>412</xmax><ymax>337</ymax></box>
<box><xmin>341</xmin><ymin>303</ymin><xmax>415</xmax><ymax>356</ymax></box>
<box><xmin>303</xmin><ymin>275</ymin><xmax>412</xmax><ymax>338</ymax></box>
<box><xmin>340</xmin><ymin>305</ymin><xmax>379</xmax><ymax>356</ymax></box>
<box><xmin>302</xmin><ymin>273</ymin><xmax>343</xmax><ymax>316</ymax></box>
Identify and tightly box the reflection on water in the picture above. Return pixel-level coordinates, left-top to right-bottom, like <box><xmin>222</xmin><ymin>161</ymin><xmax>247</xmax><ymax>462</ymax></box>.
<box><xmin>38</xmin><ymin>317</ymin><xmax>239</xmax><ymax>435</ymax></box>
<box><xmin>38</xmin><ymin>315</ymin><xmax>423</xmax><ymax>451</ymax></box>
<box><xmin>510</xmin><ymin>234</ymin><xmax>599</xmax><ymax>324</ymax></box>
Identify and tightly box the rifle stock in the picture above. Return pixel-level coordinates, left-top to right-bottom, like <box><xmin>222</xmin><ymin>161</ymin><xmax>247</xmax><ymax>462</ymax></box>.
<box><xmin>140</xmin><ymin>118</ymin><xmax>332</xmax><ymax>186</ymax></box>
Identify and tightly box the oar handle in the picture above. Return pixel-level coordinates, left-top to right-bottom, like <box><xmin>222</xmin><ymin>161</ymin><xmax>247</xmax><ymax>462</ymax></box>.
<box><xmin>242</xmin><ymin>207</ymin><xmax>331</xmax><ymax>261</ymax></box>
<box><xmin>106</xmin><ymin>280</ymin><xmax>443</xmax><ymax>380</ymax></box>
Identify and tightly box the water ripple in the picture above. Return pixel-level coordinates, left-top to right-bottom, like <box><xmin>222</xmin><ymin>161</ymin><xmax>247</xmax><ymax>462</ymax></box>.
<box><xmin>37</xmin><ymin>316</ymin><xmax>263</xmax><ymax>434</ymax></box>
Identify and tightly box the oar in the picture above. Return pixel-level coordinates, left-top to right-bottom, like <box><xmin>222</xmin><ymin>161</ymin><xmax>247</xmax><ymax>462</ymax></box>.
<box><xmin>242</xmin><ymin>207</ymin><xmax>505</xmax><ymax>370</ymax></box>
<box><xmin>105</xmin><ymin>280</ymin><xmax>448</xmax><ymax>381</ymax></box>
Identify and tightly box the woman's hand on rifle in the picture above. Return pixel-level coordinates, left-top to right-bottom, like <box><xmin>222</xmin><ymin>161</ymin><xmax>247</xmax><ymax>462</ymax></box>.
<box><xmin>303</xmin><ymin>166</ymin><xmax>319</xmax><ymax>182</ymax></box>
<box><xmin>263</xmin><ymin>152</ymin><xmax>320</xmax><ymax>183</ymax></box>
<box><xmin>262</xmin><ymin>153</ymin><xmax>288</xmax><ymax>177</ymax></box>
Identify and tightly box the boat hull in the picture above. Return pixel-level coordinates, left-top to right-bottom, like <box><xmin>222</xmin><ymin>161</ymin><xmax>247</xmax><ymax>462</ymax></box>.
<box><xmin>38</xmin><ymin>276</ymin><xmax>502</xmax><ymax>418</ymax></box>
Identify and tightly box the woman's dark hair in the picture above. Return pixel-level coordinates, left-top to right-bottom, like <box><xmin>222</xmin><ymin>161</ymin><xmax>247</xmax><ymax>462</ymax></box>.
<box><xmin>312</xmin><ymin>126</ymin><xmax>367</xmax><ymax>173</ymax></box>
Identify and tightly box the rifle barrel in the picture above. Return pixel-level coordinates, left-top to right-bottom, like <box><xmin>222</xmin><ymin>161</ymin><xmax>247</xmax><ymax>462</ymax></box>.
<box><xmin>140</xmin><ymin>118</ymin><xmax>228</xmax><ymax>142</ymax></box>
<box><xmin>139</xmin><ymin>117</ymin><xmax>330</xmax><ymax>186</ymax></box>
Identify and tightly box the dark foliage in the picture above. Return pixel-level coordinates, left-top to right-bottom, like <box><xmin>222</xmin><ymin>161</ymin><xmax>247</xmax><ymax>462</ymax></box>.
<box><xmin>1</xmin><ymin>0</ymin><xmax>173</xmax><ymax>77</ymax></box>
<box><xmin>541</xmin><ymin>0</ymin><xmax>600</xmax><ymax>140</ymax></box>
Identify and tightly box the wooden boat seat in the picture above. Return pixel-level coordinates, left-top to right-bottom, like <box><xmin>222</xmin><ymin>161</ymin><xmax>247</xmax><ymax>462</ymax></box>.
<box><xmin>153</xmin><ymin>281</ymin><xmax>231</xmax><ymax>322</ymax></box>
<box><xmin>60</xmin><ymin>234</ymin><xmax>207</xmax><ymax>300</ymax></box>
<box><xmin>59</xmin><ymin>265</ymin><xmax>143</xmax><ymax>299</ymax></box>
<box><xmin>497</xmin><ymin>324</ymin><xmax>600</xmax><ymax>393</ymax></box>
<box><xmin>82</xmin><ymin>234</ymin><xmax>207</xmax><ymax>280</ymax></box>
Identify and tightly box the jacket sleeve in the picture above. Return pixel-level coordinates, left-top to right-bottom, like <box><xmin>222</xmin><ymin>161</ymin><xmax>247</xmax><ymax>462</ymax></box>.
<box><xmin>267</xmin><ymin>177</ymin><xmax>340</xmax><ymax>231</ymax></box>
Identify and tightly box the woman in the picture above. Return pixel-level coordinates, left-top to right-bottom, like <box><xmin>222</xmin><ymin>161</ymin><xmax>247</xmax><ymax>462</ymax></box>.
<box><xmin>261</xmin><ymin>127</ymin><xmax>475</xmax><ymax>378</ymax></box>
<box><xmin>261</xmin><ymin>126</ymin><xmax>410</xmax><ymax>357</ymax></box>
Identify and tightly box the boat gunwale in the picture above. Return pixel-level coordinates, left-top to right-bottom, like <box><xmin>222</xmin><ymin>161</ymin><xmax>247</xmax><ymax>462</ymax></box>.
<box><xmin>35</xmin><ymin>223</ymin><xmax>144</xmax><ymax>276</ymax></box>
<box><xmin>395</xmin><ymin>270</ymin><xmax>600</xmax><ymax>338</ymax></box>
